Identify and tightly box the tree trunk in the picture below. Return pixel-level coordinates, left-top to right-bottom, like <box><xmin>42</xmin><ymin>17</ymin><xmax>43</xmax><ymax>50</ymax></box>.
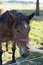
<box><xmin>35</xmin><ymin>0</ymin><xmax>40</xmax><ymax>16</ymax></box>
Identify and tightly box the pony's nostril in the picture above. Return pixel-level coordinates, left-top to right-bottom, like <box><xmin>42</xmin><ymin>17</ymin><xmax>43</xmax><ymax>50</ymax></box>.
<box><xmin>22</xmin><ymin>53</ymin><xmax>28</xmax><ymax>58</ymax></box>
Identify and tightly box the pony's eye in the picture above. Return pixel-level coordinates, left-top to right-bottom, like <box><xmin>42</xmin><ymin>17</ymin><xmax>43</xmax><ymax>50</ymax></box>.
<box><xmin>17</xmin><ymin>29</ymin><xmax>20</xmax><ymax>33</ymax></box>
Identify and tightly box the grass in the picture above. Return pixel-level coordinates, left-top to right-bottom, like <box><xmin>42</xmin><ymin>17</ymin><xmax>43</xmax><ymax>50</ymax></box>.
<box><xmin>30</xmin><ymin>20</ymin><xmax>43</xmax><ymax>44</ymax></box>
<box><xmin>0</xmin><ymin>3</ymin><xmax>36</xmax><ymax>10</ymax></box>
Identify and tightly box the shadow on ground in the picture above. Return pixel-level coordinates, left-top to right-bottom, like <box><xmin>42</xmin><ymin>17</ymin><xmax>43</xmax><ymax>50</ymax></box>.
<box><xmin>3</xmin><ymin>52</ymin><xmax>43</xmax><ymax>65</ymax></box>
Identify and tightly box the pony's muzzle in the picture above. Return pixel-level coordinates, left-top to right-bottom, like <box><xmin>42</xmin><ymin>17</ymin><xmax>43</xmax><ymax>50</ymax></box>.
<box><xmin>21</xmin><ymin>52</ymin><xmax>29</xmax><ymax>58</ymax></box>
<box><xmin>20</xmin><ymin>47</ymin><xmax>29</xmax><ymax>58</ymax></box>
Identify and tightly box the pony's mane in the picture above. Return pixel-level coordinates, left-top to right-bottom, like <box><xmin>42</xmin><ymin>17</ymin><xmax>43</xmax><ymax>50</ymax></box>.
<box><xmin>0</xmin><ymin>11</ymin><xmax>14</xmax><ymax>28</ymax></box>
<box><xmin>0</xmin><ymin>10</ymin><xmax>27</xmax><ymax>28</ymax></box>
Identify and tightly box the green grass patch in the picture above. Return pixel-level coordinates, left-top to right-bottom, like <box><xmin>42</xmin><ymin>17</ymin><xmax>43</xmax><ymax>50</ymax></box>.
<box><xmin>29</xmin><ymin>20</ymin><xmax>43</xmax><ymax>44</ymax></box>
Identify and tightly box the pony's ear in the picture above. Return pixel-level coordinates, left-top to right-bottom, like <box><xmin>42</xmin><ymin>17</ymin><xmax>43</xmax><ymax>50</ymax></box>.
<box><xmin>8</xmin><ymin>12</ymin><xmax>18</xmax><ymax>21</ymax></box>
<box><xmin>26</xmin><ymin>12</ymin><xmax>35</xmax><ymax>21</ymax></box>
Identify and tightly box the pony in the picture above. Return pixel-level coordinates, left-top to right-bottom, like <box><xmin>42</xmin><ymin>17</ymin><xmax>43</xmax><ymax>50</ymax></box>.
<box><xmin>0</xmin><ymin>9</ymin><xmax>43</xmax><ymax>65</ymax></box>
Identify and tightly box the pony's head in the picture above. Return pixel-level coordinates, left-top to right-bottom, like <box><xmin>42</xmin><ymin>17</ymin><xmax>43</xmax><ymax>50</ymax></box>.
<box><xmin>9</xmin><ymin>12</ymin><xmax>35</xmax><ymax>58</ymax></box>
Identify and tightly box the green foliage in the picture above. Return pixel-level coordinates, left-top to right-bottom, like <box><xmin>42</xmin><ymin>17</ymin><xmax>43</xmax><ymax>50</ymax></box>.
<box><xmin>29</xmin><ymin>20</ymin><xmax>43</xmax><ymax>44</ymax></box>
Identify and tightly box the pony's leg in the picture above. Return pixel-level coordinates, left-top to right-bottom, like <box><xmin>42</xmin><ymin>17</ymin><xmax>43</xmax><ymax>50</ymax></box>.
<box><xmin>6</xmin><ymin>42</ymin><xmax>8</xmax><ymax>51</ymax></box>
<box><xmin>12</xmin><ymin>42</ymin><xmax>16</xmax><ymax>63</ymax></box>
<box><xmin>0</xmin><ymin>42</ymin><xmax>3</xmax><ymax>65</ymax></box>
